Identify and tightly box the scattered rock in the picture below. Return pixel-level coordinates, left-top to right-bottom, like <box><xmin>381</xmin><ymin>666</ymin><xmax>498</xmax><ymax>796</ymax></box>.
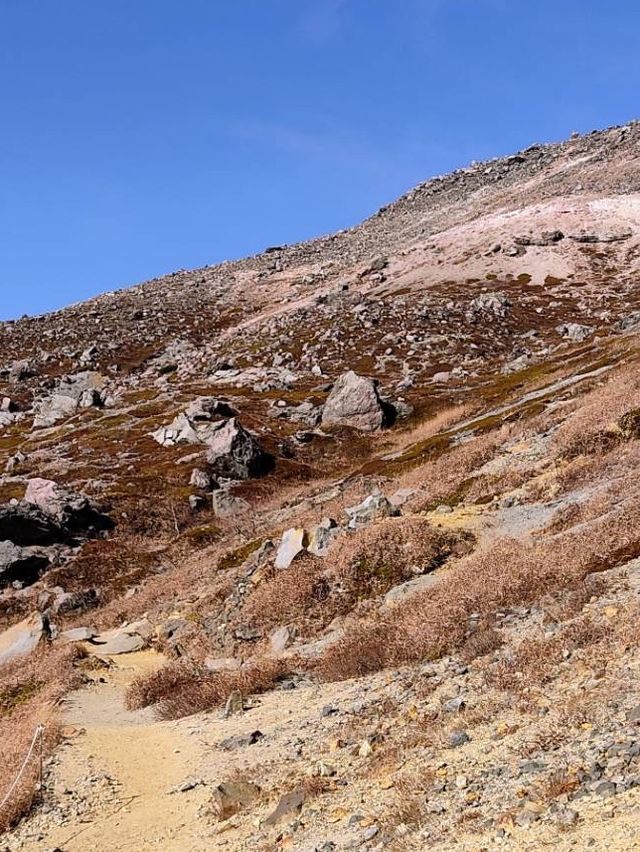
<box><xmin>211</xmin><ymin>780</ymin><xmax>261</xmax><ymax>820</ymax></box>
<box><xmin>556</xmin><ymin>322</ymin><xmax>593</xmax><ymax>342</ymax></box>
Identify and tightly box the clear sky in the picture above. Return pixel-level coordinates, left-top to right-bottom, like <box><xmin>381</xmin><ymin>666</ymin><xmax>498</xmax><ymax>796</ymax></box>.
<box><xmin>0</xmin><ymin>0</ymin><xmax>638</xmax><ymax>320</ymax></box>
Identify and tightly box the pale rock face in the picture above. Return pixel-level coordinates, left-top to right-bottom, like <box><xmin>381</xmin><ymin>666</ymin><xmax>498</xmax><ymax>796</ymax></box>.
<box><xmin>269</xmin><ymin>624</ymin><xmax>295</xmax><ymax>654</ymax></box>
<box><xmin>321</xmin><ymin>370</ymin><xmax>386</xmax><ymax>432</ymax></box>
<box><xmin>151</xmin><ymin>412</ymin><xmax>201</xmax><ymax>447</ymax></box>
<box><xmin>0</xmin><ymin>613</ymin><xmax>45</xmax><ymax>666</ymax></box>
<box><xmin>275</xmin><ymin>527</ymin><xmax>308</xmax><ymax>569</ymax></box>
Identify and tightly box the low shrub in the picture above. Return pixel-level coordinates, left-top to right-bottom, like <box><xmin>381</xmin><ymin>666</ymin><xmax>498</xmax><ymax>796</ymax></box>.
<box><xmin>126</xmin><ymin>656</ymin><xmax>293</xmax><ymax>720</ymax></box>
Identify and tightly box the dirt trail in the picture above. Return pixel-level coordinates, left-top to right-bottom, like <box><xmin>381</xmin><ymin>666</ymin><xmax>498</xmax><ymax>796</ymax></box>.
<box><xmin>15</xmin><ymin>651</ymin><xmax>213</xmax><ymax>852</ymax></box>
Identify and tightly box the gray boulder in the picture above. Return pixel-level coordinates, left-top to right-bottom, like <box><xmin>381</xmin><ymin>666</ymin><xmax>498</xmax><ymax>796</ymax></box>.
<box><xmin>205</xmin><ymin>418</ymin><xmax>272</xmax><ymax>479</ymax></box>
<box><xmin>345</xmin><ymin>493</ymin><xmax>399</xmax><ymax>529</ymax></box>
<box><xmin>321</xmin><ymin>371</ymin><xmax>387</xmax><ymax>432</ymax></box>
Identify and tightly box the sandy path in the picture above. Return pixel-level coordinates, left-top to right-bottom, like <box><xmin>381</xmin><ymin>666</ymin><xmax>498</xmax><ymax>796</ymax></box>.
<box><xmin>18</xmin><ymin>651</ymin><xmax>214</xmax><ymax>852</ymax></box>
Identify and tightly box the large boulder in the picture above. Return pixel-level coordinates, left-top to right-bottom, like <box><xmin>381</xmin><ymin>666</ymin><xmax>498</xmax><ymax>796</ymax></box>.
<box><xmin>0</xmin><ymin>503</ymin><xmax>64</xmax><ymax>546</ymax></box>
<box><xmin>151</xmin><ymin>397</ymin><xmax>237</xmax><ymax>448</ymax></box>
<box><xmin>205</xmin><ymin>418</ymin><xmax>272</xmax><ymax>480</ymax></box>
<box><xmin>0</xmin><ymin>541</ymin><xmax>50</xmax><ymax>588</ymax></box>
<box><xmin>321</xmin><ymin>371</ymin><xmax>388</xmax><ymax>432</ymax></box>
<box><xmin>24</xmin><ymin>478</ymin><xmax>113</xmax><ymax>537</ymax></box>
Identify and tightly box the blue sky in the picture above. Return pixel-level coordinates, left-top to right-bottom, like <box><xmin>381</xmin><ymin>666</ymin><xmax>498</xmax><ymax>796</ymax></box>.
<box><xmin>0</xmin><ymin>0</ymin><xmax>638</xmax><ymax>320</ymax></box>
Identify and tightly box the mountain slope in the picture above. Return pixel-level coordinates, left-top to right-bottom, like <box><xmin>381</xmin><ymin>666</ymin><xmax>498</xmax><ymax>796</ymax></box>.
<box><xmin>3</xmin><ymin>121</ymin><xmax>640</xmax><ymax>850</ymax></box>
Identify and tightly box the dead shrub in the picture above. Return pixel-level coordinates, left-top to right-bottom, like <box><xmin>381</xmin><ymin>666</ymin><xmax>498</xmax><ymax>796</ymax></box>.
<box><xmin>240</xmin><ymin>555</ymin><xmax>334</xmax><ymax>633</ymax></box>
<box><xmin>332</xmin><ymin>516</ymin><xmax>472</xmax><ymax>603</ymax></box>
<box><xmin>241</xmin><ymin>517</ymin><xmax>472</xmax><ymax>635</ymax></box>
<box><xmin>126</xmin><ymin>655</ymin><xmax>293</xmax><ymax>720</ymax></box>
<box><xmin>559</xmin><ymin>428</ymin><xmax>620</xmax><ymax>461</ymax></box>
<box><xmin>316</xmin><ymin>495</ymin><xmax>640</xmax><ymax>682</ymax></box>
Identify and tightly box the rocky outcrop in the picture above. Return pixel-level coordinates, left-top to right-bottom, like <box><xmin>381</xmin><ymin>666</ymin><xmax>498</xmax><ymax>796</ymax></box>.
<box><xmin>24</xmin><ymin>478</ymin><xmax>113</xmax><ymax>536</ymax></box>
<box><xmin>32</xmin><ymin>371</ymin><xmax>105</xmax><ymax>429</ymax></box>
<box><xmin>0</xmin><ymin>541</ymin><xmax>51</xmax><ymax>588</ymax></box>
<box><xmin>0</xmin><ymin>481</ymin><xmax>113</xmax><ymax>588</ymax></box>
<box><xmin>151</xmin><ymin>397</ymin><xmax>237</xmax><ymax>448</ymax></box>
<box><xmin>0</xmin><ymin>503</ymin><xmax>64</xmax><ymax>546</ymax></box>
<box><xmin>321</xmin><ymin>371</ymin><xmax>389</xmax><ymax>432</ymax></box>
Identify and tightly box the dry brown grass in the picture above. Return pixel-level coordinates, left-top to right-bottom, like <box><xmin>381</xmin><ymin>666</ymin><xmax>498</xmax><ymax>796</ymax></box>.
<box><xmin>315</xmin><ymin>492</ymin><xmax>640</xmax><ymax>682</ymax></box>
<box><xmin>125</xmin><ymin>655</ymin><xmax>294</xmax><ymax>720</ymax></box>
<box><xmin>0</xmin><ymin>644</ymin><xmax>82</xmax><ymax>833</ymax></box>
<box><xmin>239</xmin><ymin>517</ymin><xmax>471</xmax><ymax>637</ymax></box>
<box><xmin>553</xmin><ymin>365</ymin><xmax>640</xmax><ymax>458</ymax></box>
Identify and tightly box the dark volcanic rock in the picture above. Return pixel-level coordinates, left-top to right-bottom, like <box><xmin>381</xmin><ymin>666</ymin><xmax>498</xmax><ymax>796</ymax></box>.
<box><xmin>24</xmin><ymin>479</ymin><xmax>113</xmax><ymax>537</ymax></box>
<box><xmin>0</xmin><ymin>503</ymin><xmax>65</xmax><ymax>546</ymax></box>
<box><xmin>0</xmin><ymin>541</ymin><xmax>51</xmax><ymax>588</ymax></box>
<box><xmin>205</xmin><ymin>418</ymin><xmax>273</xmax><ymax>480</ymax></box>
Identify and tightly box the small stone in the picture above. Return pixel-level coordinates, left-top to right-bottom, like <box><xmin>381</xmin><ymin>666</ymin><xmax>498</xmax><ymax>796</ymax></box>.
<box><xmin>359</xmin><ymin>740</ymin><xmax>374</xmax><ymax>757</ymax></box>
<box><xmin>223</xmin><ymin>690</ymin><xmax>244</xmax><ymax>718</ymax></box>
<box><xmin>595</xmin><ymin>780</ymin><xmax>617</xmax><ymax>797</ymax></box>
<box><xmin>312</xmin><ymin>761</ymin><xmax>336</xmax><ymax>778</ymax></box>
<box><xmin>447</xmin><ymin>730</ymin><xmax>470</xmax><ymax>748</ymax></box>
<box><xmin>361</xmin><ymin>825</ymin><xmax>379</xmax><ymax>842</ymax></box>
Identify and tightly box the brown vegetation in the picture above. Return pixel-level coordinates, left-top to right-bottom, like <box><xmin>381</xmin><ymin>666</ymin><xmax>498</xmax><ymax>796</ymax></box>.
<box><xmin>126</xmin><ymin>655</ymin><xmax>294</xmax><ymax>720</ymax></box>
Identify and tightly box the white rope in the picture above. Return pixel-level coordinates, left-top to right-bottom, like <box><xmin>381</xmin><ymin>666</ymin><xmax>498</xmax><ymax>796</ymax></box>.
<box><xmin>0</xmin><ymin>725</ymin><xmax>44</xmax><ymax>812</ymax></box>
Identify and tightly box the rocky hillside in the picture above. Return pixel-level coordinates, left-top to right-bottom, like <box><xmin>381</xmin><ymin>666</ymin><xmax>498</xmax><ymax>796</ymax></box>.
<box><xmin>3</xmin><ymin>121</ymin><xmax>640</xmax><ymax>851</ymax></box>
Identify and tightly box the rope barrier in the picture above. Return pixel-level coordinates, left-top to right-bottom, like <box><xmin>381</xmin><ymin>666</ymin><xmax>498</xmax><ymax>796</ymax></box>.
<box><xmin>0</xmin><ymin>725</ymin><xmax>45</xmax><ymax>812</ymax></box>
